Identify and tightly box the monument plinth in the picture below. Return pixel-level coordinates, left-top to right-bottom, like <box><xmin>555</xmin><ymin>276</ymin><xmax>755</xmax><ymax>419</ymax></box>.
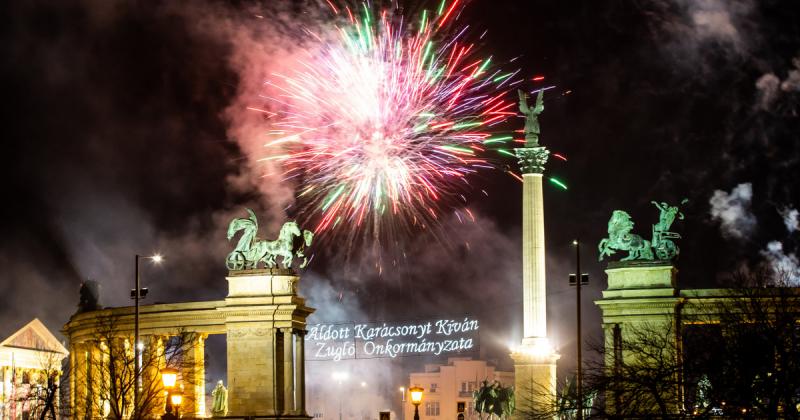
<box><xmin>222</xmin><ymin>269</ymin><xmax>313</xmax><ymax>418</ymax></box>
<box><xmin>511</xmin><ymin>90</ymin><xmax>559</xmax><ymax>417</ymax></box>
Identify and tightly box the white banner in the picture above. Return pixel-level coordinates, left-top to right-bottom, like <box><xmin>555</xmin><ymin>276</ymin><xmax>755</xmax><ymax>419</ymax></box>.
<box><xmin>305</xmin><ymin>317</ymin><xmax>480</xmax><ymax>361</ymax></box>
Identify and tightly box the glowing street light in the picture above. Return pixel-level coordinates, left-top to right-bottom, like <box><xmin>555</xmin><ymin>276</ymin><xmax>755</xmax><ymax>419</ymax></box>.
<box><xmin>409</xmin><ymin>386</ymin><xmax>424</xmax><ymax>420</ymax></box>
<box><xmin>161</xmin><ymin>368</ymin><xmax>181</xmax><ymax>417</ymax></box>
<box><xmin>332</xmin><ymin>371</ymin><xmax>349</xmax><ymax>383</ymax></box>
<box><xmin>160</xmin><ymin>368</ymin><xmax>178</xmax><ymax>389</ymax></box>
<box><xmin>332</xmin><ymin>372</ymin><xmax>349</xmax><ymax>420</ymax></box>
<box><xmin>133</xmin><ymin>253</ymin><xmax>164</xmax><ymax>407</ymax></box>
<box><xmin>170</xmin><ymin>394</ymin><xmax>183</xmax><ymax>409</ymax></box>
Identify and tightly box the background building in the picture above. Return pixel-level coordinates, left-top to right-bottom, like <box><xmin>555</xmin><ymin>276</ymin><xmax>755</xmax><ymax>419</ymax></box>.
<box><xmin>405</xmin><ymin>358</ymin><xmax>513</xmax><ymax>420</ymax></box>
<box><xmin>0</xmin><ymin>319</ymin><xmax>68</xmax><ymax>420</ymax></box>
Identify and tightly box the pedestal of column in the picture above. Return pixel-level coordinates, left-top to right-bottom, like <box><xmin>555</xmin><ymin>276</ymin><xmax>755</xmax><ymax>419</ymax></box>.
<box><xmin>221</xmin><ymin>269</ymin><xmax>314</xmax><ymax>419</ymax></box>
<box><xmin>511</xmin><ymin>347</ymin><xmax>559</xmax><ymax>417</ymax></box>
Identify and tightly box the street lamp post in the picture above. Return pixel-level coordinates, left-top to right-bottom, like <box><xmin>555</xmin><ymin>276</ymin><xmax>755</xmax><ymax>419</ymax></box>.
<box><xmin>134</xmin><ymin>254</ymin><xmax>162</xmax><ymax>408</ymax></box>
<box><xmin>569</xmin><ymin>240</ymin><xmax>588</xmax><ymax>420</ymax></box>
<box><xmin>161</xmin><ymin>367</ymin><xmax>178</xmax><ymax>417</ymax></box>
<box><xmin>409</xmin><ymin>387</ymin><xmax>423</xmax><ymax>420</ymax></box>
<box><xmin>170</xmin><ymin>393</ymin><xmax>183</xmax><ymax>417</ymax></box>
<box><xmin>332</xmin><ymin>372</ymin><xmax>349</xmax><ymax>420</ymax></box>
<box><xmin>399</xmin><ymin>387</ymin><xmax>406</xmax><ymax>420</ymax></box>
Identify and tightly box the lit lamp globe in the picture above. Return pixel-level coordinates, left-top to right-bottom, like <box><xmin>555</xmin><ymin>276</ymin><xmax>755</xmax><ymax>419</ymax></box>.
<box><xmin>409</xmin><ymin>386</ymin><xmax>424</xmax><ymax>420</ymax></box>
<box><xmin>170</xmin><ymin>393</ymin><xmax>183</xmax><ymax>417</ymax></box>
<box><xmin>161</xmin><ymin>368</ymin><xmax>178</xmax><ymax>389</ymax></box>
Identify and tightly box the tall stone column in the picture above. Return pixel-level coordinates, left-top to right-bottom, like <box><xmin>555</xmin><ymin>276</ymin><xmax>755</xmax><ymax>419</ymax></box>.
<box><xmin>281</xmin><ymin>328</ymin><xmax>295</xmax><ymax>414</ymax></box>
<box><xmin>294</xmin><ymin>330</ymin><xmax>306</xmax><ymax>415</ymax></box>
<box><xmin>68</xmin><ymin>344</ymin><xmax>76</xmax><ymax>413</ymax></box>
<box><xmin>181</xmin><ymin>334</ymin><xmax>206</xmax><ymax>418</ymax></box>
<box><xmin>522</xmin><ymin>170</ymin><xmax>548</xmax><ymax>340</ymax></box>
<box><xmin>144</xmin><ymin>335</ymin><xmax>167</xmax><ymax>417</ymax></box>
<box><xmin>73</xmin><ymin>342</ymin><xmax>88</xmax><ymax>420</ymax></box>
<box><xmin>512</xmin><ymin>145</ymin><xmax>559</xmax><ymax>417</ymax></box>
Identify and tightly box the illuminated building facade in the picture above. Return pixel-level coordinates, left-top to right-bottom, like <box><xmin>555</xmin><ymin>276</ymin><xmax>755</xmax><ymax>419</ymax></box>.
<box><xmin>0</xmin><ymin>319</ymin><xmax>68</xmax><ymax>420</ymax></box>
<box><xmin>405</xmin><ymin>358</ymin><xmax>513</xmax><ymax>420</ymax></box>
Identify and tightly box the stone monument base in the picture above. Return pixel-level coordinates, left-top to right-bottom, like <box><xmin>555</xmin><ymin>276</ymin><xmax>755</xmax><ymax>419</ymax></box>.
<box><xmin>511</xmin><ymin>339</ymin><xmax>560</xmax><ymax>419</ymax></box>
<box><xmin>222</xmin><ymin>269</ymin><xmax>313</xmax><ymax>418</ymax></box>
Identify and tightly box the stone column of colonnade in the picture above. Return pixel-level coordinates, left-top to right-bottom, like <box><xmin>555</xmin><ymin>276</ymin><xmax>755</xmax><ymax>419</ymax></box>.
<box><xmin>182</xmin><ymin>334</ymin><xmax>207</xmax><ymax>418</ymax></box>
<box><xmin>68</xmin><ymin>344</ymin><xmax>76</xmax><ymax>413</ymax></box>
<box><xmin>141</xmin><ymin>335</ymin><xmax>167</xmax><ymax>417</ymax></box>
<box><xmin>281</xmin><ymin>327</ymin><xmax>295</xmax><ymax>414</ymax></box>
<box><xmin>71</xmin><ymin>342</ymin><xmax>87</xmax><ymax>419</ymax></box>
<box><xmin>72</xmin><ymin>340</ymin><xmax>100</xmax><ymax>420</ymax></box>
<box><xmin>294</xmin><ymin>329</ymin><xmax>306</xmax><ymax>415</ymax></box>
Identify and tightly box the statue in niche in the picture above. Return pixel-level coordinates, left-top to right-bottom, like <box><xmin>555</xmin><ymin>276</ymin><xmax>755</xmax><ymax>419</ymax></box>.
<box><xmin>211</xmin><ymin>380</ymin><xmax>228</xmax><ymax>417</ymax></box>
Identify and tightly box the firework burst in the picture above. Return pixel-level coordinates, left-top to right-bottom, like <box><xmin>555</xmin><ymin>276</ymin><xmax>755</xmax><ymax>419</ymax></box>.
<box><xmin>256</xmin><ymin>1</ymin><xmax>521</xmax><ymax>245</ymax></box>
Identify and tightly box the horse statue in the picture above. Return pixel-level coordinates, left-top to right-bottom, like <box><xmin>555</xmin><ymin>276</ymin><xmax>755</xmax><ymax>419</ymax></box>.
<box><xmin>226</xmin><ymin>209</ymin><xmax>313</xmax><ymax>270</ymax></box>
<box><xmin>296</xmin><ymin>229</ymin><xmax>314</xmax><ymax>269</ymax></box>
<box><xmin>598</xmin><ymin>200</ymin><xmax>687</xmax><ymax>262</ymax></box>
<box><xmin>598</xmin><ymin>210</ymin><xmax>654</xmax><ymax>261</ymax></box>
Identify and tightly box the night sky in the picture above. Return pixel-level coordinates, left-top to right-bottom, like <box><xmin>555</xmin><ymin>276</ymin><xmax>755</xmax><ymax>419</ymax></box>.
<box><xmin>2</xmin><ymin>0</ymin><xmax>800</xmax><ymax>394</ymax></box>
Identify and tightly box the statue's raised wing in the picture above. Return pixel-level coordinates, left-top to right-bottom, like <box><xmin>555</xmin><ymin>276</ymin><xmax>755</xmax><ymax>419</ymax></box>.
<box><xmin>533</xmin><ymin>90</ymin><xmax>544</xmax><ymax>113</ymax></box>
<box><xmin>518</xmin><ymin>89</ymin><xmax>530</xmax><ymax>114</ymax></box>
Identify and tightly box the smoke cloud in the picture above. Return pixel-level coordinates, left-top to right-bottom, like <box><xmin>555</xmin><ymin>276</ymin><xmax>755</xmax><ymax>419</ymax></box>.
<box><xmin>755</xmin><ymin>57</ymin><xmax>800</xmax><ymax>111</ymax></box>
<box><xmin>760</xmin><ymin>241</ymin><xmax>800</xmax><ymax>284</ymax></box>
<box><xmin>779</xmin><ymin>207</ymin><xmax>799</xmax><ymax>234</ymax></box>
<box><xmin>709</xmin><ymin>183</ymin><xmax>757</xmax><ymax>239</ymax></box>
<box><xmin>686</xmin><ymin>0</ymin><xmax>750</xmax><ymax>49</ymax></box>
<box><xmin>755</xmin><ymin>73</ymin><xmax>781</xmax><ymax>111</ymax></box>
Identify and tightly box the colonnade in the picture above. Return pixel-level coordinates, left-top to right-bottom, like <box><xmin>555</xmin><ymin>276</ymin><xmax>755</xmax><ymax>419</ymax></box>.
<box><xmin>63</xmin><ymin>270</ymin><xmax>314</xmax><ymax>419</ymax></box>
<box><xmin>68</xmin><ymin>334</ymin><xmax>206</xmax><ymax>419</ymax></box>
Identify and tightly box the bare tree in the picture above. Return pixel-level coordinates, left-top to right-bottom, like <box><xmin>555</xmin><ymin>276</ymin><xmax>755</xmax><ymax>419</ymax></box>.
<box><xmin>72</xmin><ymin>314</ymin><xmax>204</xmax><ymax>420</ymax></box>
<box><xmin>583</xmin><ymin>321</ymin><xmax>682</xmax><ymax>419</ymax></box>
<box><xmin>684</xmin><ymin>270</ymin><xmax>800</xmax><ymax>419</ymax></box>
<box><xmin>513</xmin><ymin>376</ymin><xmax>595</xmax><ymax>420</ymax></box>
